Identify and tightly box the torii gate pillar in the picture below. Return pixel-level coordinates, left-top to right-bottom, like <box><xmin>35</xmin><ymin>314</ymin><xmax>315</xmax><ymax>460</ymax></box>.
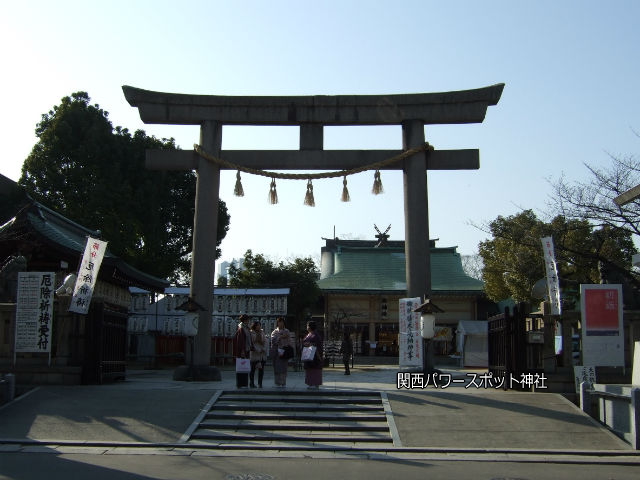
<box><xmin>123</xmin><ymin>83</ymin><xmax>504</xmax><ymax>379</ymax></box>
<box><xmin>403</xmin><ymin>119</ymin><xmax>431</xmax><ymax>297</ymax></box>
<box><xmin>190</xmin><ymin>121</ymin><xmax>221</xmax><ymax>367</ymax></box>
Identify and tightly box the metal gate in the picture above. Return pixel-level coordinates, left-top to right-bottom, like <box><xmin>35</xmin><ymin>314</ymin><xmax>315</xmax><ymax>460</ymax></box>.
<box><xmin>488</xmin><ymin>303</ymin><xmax>544</xmax><ymax>389</ymax></box>
<box><xmin>82</xmin><ymin>302</ymin><xmax>127</xmax><ymax>384</ymax></box>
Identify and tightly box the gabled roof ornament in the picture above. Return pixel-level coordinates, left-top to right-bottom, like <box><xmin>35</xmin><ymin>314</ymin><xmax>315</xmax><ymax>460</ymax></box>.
<box><xmin>374</xmin><ymin>224</ymin><xmax>391</xmax><ymax>247</ymax></box>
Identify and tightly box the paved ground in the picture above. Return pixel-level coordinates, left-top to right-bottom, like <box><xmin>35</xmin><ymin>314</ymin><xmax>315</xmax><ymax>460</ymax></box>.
<box><xmin>1</xmin><ymin>362</ymin><xmax>638</xmax><ymax>480</ymax></box>
<box><xmin>3</xmin><ymin>453</ymin><xmax>640</xmax><ymax>480</ymax></box>
<box><xmin>0</xmin><ymin>363</ymin><xmax>632</xmax><ymax>454</ymax></box>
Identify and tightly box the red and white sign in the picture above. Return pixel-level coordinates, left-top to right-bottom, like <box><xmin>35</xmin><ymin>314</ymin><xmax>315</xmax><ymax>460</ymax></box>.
<box><xmin>580</xmin><ymin>284</ymin><xmax>624</xmax><ymax>367</ymax></box>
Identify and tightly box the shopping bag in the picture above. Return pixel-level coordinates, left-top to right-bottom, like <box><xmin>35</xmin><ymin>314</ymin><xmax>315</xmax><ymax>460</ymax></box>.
<box><xmin>235</xmin><ymin>358</ymin><xmax>251</xmax><ymax>373</ymax></box>
<box><xmin>301</xmin><ymin>345</ymin><xmax>317</xmax><ymax>361</ymax></box>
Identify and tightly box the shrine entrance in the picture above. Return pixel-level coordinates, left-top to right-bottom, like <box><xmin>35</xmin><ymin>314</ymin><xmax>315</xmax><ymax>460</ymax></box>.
<box><xmin>124</xmin><ymin>84</ymin><xmax>504</xmax><ymax>378</ymax></box>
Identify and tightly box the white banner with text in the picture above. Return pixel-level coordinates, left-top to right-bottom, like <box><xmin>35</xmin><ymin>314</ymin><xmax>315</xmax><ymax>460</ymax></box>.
<box><xmin>69</xmin><ymin>237</ymin><xmax>108</xmax><ymax>315</ymax></box>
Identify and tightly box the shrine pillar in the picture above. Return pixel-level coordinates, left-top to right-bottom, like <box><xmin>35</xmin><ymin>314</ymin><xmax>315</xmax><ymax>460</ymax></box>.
<box><xmin>191</xmin><ymin>121</ymin><xmax>221</xmax><ymax>366</ymax></box>
<box><xmin>402</xmin><ymin>119</ymin><xmax>431</xmax><ymax>299</ymax></box>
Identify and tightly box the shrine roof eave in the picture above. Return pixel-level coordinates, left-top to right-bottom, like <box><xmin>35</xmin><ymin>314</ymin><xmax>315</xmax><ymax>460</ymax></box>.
<box><xmin>321</xmin><ymin>288</ymin><xmax>407</xmax><ymax>296</ymax></box>
<box><xmin>31</xmin><ymin>229</ymin><xmax>169</xmax><ymax>292</ymax></box>
<box><xmin>123</xmin><ymin>84</ymin><xmax>504</xmax><ymax>126</ymax></box>
<box><xmin>320</xmin><ymin>288</ymin><xmax>485</xmax><ymax>297</ymax></box>
<box><xmin>18</xmin><ymin>203</ymin><xmax>168</xmax><ymax>292</ymax></box>
<box><xmin>104</xmin><ymin>260</ymin><xmax>169</xmax><ymax>292</ymax></box>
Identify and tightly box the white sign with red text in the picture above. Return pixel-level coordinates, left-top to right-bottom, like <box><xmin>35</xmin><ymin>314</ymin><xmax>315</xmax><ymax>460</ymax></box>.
<box><xmin>69</xmin><ymin>237</ymin><xmax>108</xmax><ymax>315</ymax></box>
<box><xmin>580</xmin><ymin>284</ymin><xmax>624</xmax><ymax>367</ymax></box>
<box><xmin>399</xmin><ymin>297</ymin><xmax>422</xmax><ymax>369</ymax></box>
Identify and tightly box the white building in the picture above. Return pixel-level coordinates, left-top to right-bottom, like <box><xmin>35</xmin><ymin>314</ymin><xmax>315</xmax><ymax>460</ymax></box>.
<box><xmin>128</xmin><ymin>286</ymin><xmax>290</xmax><ymax>365</ymax></box>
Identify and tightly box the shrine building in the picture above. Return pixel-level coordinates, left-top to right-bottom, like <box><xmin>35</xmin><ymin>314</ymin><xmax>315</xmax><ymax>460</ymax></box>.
<box><xmin>317</xmin><ymin>237</ymin><xmax>497</xmax><ymax>362</ymax></box>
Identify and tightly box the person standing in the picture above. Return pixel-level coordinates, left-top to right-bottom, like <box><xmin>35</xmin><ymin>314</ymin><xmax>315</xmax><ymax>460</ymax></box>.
<box><xmin>249</xmin><ymin>321</ymin><xmax>267</xmax><ymax>388</ymax></box>
<box><xmin>302</xmin><ymin>320</ymin><xmax>323</xmax><ymax>389</ymax></box>
<box><xmin>233</xmin><ymin>314</ymin><xmax>252</xmax><ymax>388</ymax></box>
<box><xmin>270</xmin><ymin>317</ymin><xmax>291</xmax><ymax>388</ymax></box>
<box><xmin>339</xmin><ymin>330</ymin><xmax>353</xmax><ymax>375</ymax></box>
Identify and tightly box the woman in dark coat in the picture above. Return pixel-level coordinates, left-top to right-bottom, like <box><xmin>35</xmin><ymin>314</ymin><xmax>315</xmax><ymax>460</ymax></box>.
<box><xmin>270</xmin><ymin>317</ymin><xmax>291</xmax><ymax>387</ymax></box>
<box><xmin>340</xmin><ymin>330</ymin><xmax>353</xmax><ymax>375</ymax></box>
<box><xmin>249</xmin><ymin>320</ymin><xmax>267</xmax><ymax>388</ymax></box>
<box><xmin>233</xmin><ymin>314</ymin><xmax>252</xmax><ymax>388</ymax></box>
<box><xmin>302</xmin><ymin>320</ymin><xmax>323</xmax><ymax>389</ymax></box>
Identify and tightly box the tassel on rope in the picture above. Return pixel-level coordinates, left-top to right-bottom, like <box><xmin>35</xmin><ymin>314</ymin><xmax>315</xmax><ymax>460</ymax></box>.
<box><xmin>304</xmin><ymin>179</ymin><xmax>315</xmax><ymax>207</ymax></box>
<box><xmin>234</xmin><ymin>170</ymin><xmax>244</xmax><ymax>197</ymax></box>
<box><xmin>269</xmin><ymin>178</ymin><xmax>278</xmax><ymax>204</ymax></box>
<box><xmin>372</xmin><ymin>169</ymin><xmax>384</xmax><ymax>195</ymax></box>
<box><xmin>341</xmin><ymin>176</ymin><xmax>350</xmax><ymax>202</ymax></box>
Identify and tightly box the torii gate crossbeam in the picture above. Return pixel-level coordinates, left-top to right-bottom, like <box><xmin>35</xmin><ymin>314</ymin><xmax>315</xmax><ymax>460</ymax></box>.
<box><xmin>123</xmin><ymin>84</ymin><xmax>504</xmax><ymax>376</ymax></box>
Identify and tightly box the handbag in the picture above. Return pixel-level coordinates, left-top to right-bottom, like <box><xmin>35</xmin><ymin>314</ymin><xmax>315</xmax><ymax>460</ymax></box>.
<box><xmin>301</xmin><ymin>345</ymin><xmax>317</xmax><ymax>361</ymax></box>
<box><xmin>235</xmin><ymin>357</ymin><xmax>251</xmax><ymax>373</ymax></box>
<box><xmin>281</xmin><ymin>345</ymin><xmax>294</xmax><ymax>359</ymax></box>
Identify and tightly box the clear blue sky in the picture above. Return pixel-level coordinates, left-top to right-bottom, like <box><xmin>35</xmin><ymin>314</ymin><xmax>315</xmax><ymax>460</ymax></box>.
<box><xmin>1</xmin><ymin>1</ymin><xmax>639</xmax><ymax>272</ymax></box>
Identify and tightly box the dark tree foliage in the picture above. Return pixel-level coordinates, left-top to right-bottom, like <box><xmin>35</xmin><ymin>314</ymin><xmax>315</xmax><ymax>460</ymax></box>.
<box><xmin>479</xmin><ymin>210</ymin><xmax>636</xmax><ymax>303</ymax></box>
<box><xmin>227</xmin><ymin>250</ymin><xmax>321</xmax><ymax>323</ymax></box>
<box><xmin>19</xmin><ymin>92</ymin><xmax>230</xmax><ymax>281</ymax></box>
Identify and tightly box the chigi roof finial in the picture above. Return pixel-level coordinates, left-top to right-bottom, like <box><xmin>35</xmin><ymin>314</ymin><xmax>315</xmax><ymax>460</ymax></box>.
<box><xmin>374</xmin><ymin>224</ymin><xmax>391</xmax><ymax>247</ymax></box>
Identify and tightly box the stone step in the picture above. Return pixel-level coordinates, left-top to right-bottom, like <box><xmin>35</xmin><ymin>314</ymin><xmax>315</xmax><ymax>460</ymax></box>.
<box><xmin>185</xmin><ymin>389</ymin><xmax>393</xmax><ymax>447</ymax></box>
<box><xmin>199</xmin><ymin>420</ymin><xmax>389</xmax><ymax>431</ymax></box>
<box><xmin>205</xmin><ymin>412</ymin><xmax>387</xmax><ymax>422</ymax></box>
<box><xmin>223</xmin><ymin>389</ymin><xmax>378</xmax><ymax>397</ymax></box>
<box><xmin>186</xmin><ymin>439</ymin><xmax>392</xmax><ymax>449</ymax></box>
<box><xmin>220</xmin><ymin>394</ymin><xmax>381</xmax><ymax>404</ymax></box>
<box><xmin>210</xmin><ymin>404</ymin><xmax>384</xmax><ymax>412</ymax></box>
<box><xmin>190</xmin><ymin>429</ymin><xmax>393</xmax><ymax>442</ymax></box>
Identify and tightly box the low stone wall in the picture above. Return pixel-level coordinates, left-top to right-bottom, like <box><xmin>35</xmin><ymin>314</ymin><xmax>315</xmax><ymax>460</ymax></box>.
<box><xmin>0</xmin><ymin>365</ymin><xmax>82</xmax><ymax>386</ymax></box>
<box><xmin>0</xmin><ymin>373</ymin><xmax>15</xmax><ymax>405</ymax></box>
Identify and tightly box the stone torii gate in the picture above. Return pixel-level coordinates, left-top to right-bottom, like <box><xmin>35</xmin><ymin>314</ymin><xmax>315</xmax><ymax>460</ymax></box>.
<box><xmin>123</xmin><ymin>84</ymin><xmax>504</xmax><ymax>378</ymax></box>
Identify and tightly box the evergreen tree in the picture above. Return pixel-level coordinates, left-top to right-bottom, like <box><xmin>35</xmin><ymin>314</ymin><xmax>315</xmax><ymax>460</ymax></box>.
<box><xmin>19</xmin><ymin>92</ymin><xmax>230</xmax><ymax>281</ymax></box>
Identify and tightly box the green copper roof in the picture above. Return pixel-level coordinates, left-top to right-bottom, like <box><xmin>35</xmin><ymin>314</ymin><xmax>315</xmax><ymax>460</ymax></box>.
<box><xmin>317</xmin><ymin>245</ymin><xmax>484</xmax><ymax>293</ymax></box>
<box><xmin>0</xmin><ymin>199</ymin><xmax>169</xmax><ymax>291</ymax></box>
<box><xmin>27</xmin><ymin>204</ymin><xmax>108</xmax><ymax>257</ymax></box>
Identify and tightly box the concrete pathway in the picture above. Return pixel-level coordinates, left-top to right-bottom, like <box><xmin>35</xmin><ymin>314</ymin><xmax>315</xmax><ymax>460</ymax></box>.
<box><xmin>0</xmin><ymin>364</ymin><xmax>635</xmax><ymax>462</ymax></box>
